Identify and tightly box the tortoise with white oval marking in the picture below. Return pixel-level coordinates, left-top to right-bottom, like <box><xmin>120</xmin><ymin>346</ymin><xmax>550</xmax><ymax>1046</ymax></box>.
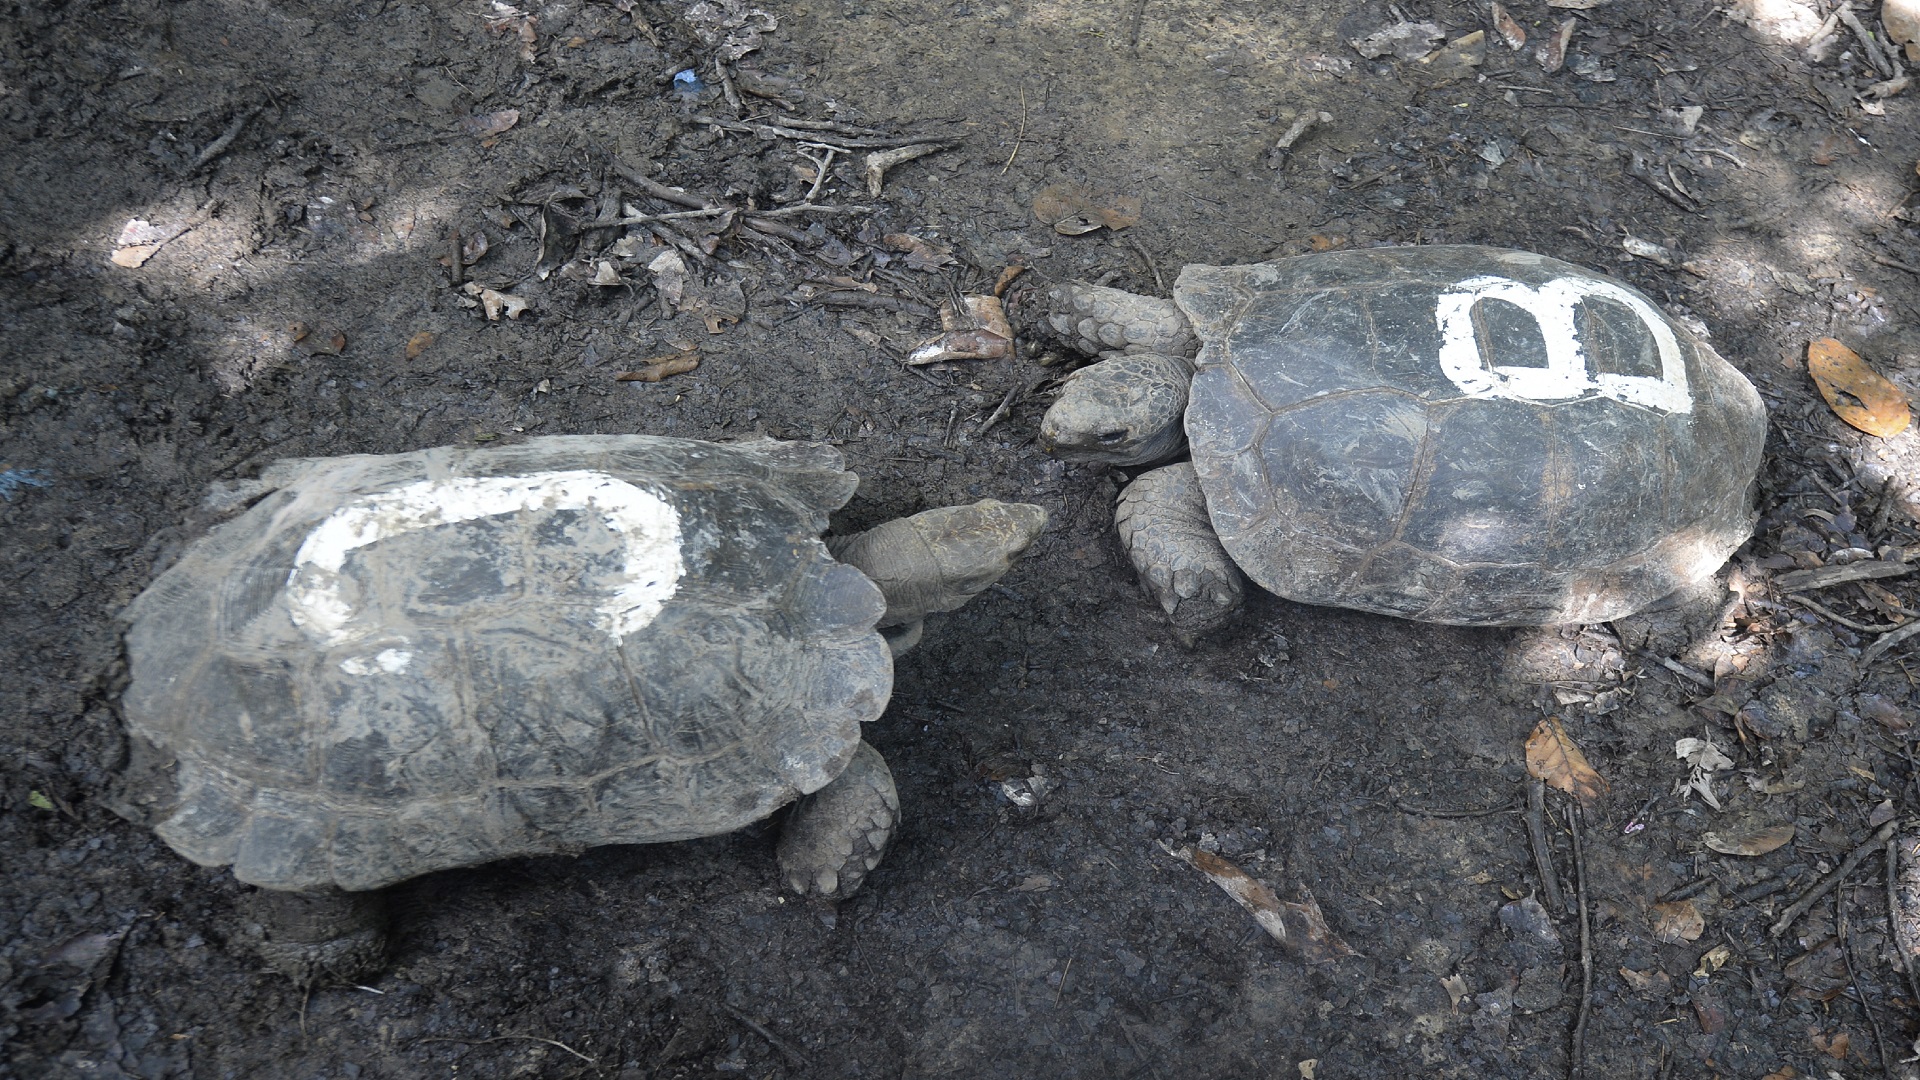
<box><xmin>115</xmin><ymin>434</ymin><xmax>1046</xmax><ymax>980</ymax></box>
<box><xmin>1035</xmin><ymin>245</ymin><xmax>1766</xmax><ymax>639</ymax></box>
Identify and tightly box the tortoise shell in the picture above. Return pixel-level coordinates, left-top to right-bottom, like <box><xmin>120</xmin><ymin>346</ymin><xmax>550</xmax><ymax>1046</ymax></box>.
<box><xmin>1178</xmin><ymin>245</ymin><xmax>1768</xmax><ymax>625</ymax></box>
<box><xmin>120</xmin><ymin>435</ymin><xmax>892</xmax><ymax>892</ymax></box>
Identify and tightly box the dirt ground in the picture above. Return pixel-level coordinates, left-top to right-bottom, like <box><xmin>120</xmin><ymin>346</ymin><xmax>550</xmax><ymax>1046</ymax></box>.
<box><xmin>6</xmin><ymin>0</ymin><xmax>1920</xmax><ymax>1076</ymax></box>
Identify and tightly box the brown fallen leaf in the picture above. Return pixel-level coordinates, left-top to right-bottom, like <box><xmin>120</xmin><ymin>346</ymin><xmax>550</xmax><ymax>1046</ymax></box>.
<box><xmin>1651</xmin><ymin>899</ymin><xmax>1705</xmax><ymax>944</ymax></box>
<box><xmin>463</xmin><ymin>282</ymin><xmax>531</xmax><ymax>321</ymax></box>
<box><xmin>882</xmin><ymin>232</ymin><xmax>956</xmax><ymax>271</ymax></box>
<box><xmin>461</xmin><ymin>109</ymin><xmax>521</xmax><ymax>138</ymax></box>
<box><xmin>1440</xmin><ymin>973</ymin><xmax>1470</xmax><ymax>1008</ymax></box>
<box><xmin>1811</xmin><ymin>1030</ymin><xmax>1851</xmax><ymax>1061</ymax></box>
<box><xmin>1537</xmin><ymin>18</ymin><xmax>1575</xmax><ymax>73</ymax></box>
<box><xmin>405</xmin><ymin>331</ymin><xmax>435</xmax><ymax>360</ymax></box>
<box><xmin>1807</xmin><ymin>338</ymin><xmax>1911</xmax><ymax>437</ymax></box>
<box><xmin>1702</xmin><ymin>823</ymin><xmax>1795</xmax><ymax>857</ymax></box>
<box><xmin>1617</xmin><ymin>966</ymin><xmax>1671</xmax><ymax>994</ymax></box>
<box><xmin>992</xmin><ymin>264</ymin><xmax>1027</xmax><ymax>297</ymax></box>
<box><xmin>614</xmin><ymin>354</ymin><xmax>699</xmax><ymax>382</ymax></box>
<box><xmin>1032</xmin><ymin>183</ymin><xmax>1143</xmax><ymax>235</ymax></box>
<box><xmin>1160</xmin><ymin>842</ymin><xmax>1357</xmax><ymax>963</ymax></box>
<box><xmin>1490</xmin><ymin>2</ymin><xmax>1527</xmax><ymax>49</ymax></box>
<box><xmin>1525</xmin><ymin>717</ymin><xmax>1608</xmax><ymax>805</ymax></box>
<box><xmin>907</xmin><ymin>329</ymin><xmax>1010</xmax><ymax>365</ymax></box>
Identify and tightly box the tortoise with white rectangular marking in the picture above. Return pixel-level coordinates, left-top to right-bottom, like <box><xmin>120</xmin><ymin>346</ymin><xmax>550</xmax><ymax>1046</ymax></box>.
<box><xmin>115</xmin><ymin>434</ymin><xmax>1046</xmax><ymax>980</ymax></box>
<box><xmin>1034</xmin><ymin>245</ymin><xmax>1766</xmax><ymax>639</ymax></box>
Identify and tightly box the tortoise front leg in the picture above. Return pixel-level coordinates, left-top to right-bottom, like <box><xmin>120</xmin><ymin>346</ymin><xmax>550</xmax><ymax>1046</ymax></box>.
<box><xmin>245</xmin><ymin>887</ymin><xmax>389</xmax><ymax>983</ymax></box>
<box><xmin>1116</xmin><ymin>462</ymin><xmax>1245</xmax><ymax>644</ymax></box>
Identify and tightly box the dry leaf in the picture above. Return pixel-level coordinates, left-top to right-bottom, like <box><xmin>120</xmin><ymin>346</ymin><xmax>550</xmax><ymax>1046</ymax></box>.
<box><xmin>405</xmin><ymin>331</ymin><xmax>435</xmax><ymax>359</ymax></box>
<box><xmin>1547</xmin><ymin>0</ymin><xmax>1605</xmax><ymax>7</ymax></box>
<box><xmin>461</xmin><ymin>109</ymin><xmax>521</xmax><ymax>138</ymax></box>
<box><xmin>991</xmin><ymin>264</ymin><xmax>1027</xmax><ymax>297</ymax></box>
<box><xmin>1348</xmin><ymin>20</ymin><xmax>1445</xmax><ymax>61</ymax></box>
<box><xmin>463</xmin><ymin>282</ymin><xmax>531</xmax><ymax>320</ymax></box>
<box><xmin>1440</xmin><ymin>973</ymin><xmax>1469</xmax><ymax>1007</ymax></box>
<box><xmin>1525</xmin><ymin>718</ymin><xmax>1608</xmax><ymax>805</ymax></box>
<box><xmin>1703</xmin><ymin>823</ymin><xmax>1795</xmax><ymax>856</ymax></box>
<box><xmin>614</xmin><ymin>354</ymin><xmax>699</xmax><ymax>382</ymax></box>
<box><xmin>1811</xmin><ymin>1030</ymin><xmax>1851</xmax><ymax>1060</ymax></box>
<box><xmin>1651</xmin><ymin>899</ymin><xmax>1705</xmax><ymax>943</ymax></box>
<box><xmin>1160</xmin><ymin>842</ymin><xmax>1357</xmax><ymax>963</ymax></box>
<box><xmin>1537</xmin><ymin>18</ymin><xmax>1575</xmax><ymax>72</ymax></box>
<box><xmin>591</xmin><ymin>260</ymin><xmax>623</xmax><ymax>286</ymax></box>
<box><xmin>907</xmin><ymin>329</ymin><xmax>1011</xmax><ymax>365</ymax></box>
<box><xmin>882</xmin><ymin>232</ymin><xmax>956</xmax><ymax>270</ymax></box>
<box><xmin>1807</xmin><ymin>338</ymin><xmax>1911</xmax><ymax>437</ymax></box>
<box><xmin>1618</xmin><ymin>966</ymin><xmax>1670</xmax><ymax>993</ymax></box>
<box><xmin>1491</xmin><ymin>3</ymin><xmax>1527</xmax><ymax>49</ymax></box>
<box><xmin>1032</xmin><ymin>183</ymin><xmax>1143</xmax><ymax>235</ymax></box>
<box><xmin>648</xmin><ymin>250</ymin><xmax>689</xmax><ymax>309</ymax></box>
<box><xmin>1694</xmin><ymin>944</ymin><xmax>1733</xmax><ymax>977</ymax></box>
<box><xmin>1675</xmin><ymin>736</ymin><xmax>1733</xmax><ymax>810</ymax></box>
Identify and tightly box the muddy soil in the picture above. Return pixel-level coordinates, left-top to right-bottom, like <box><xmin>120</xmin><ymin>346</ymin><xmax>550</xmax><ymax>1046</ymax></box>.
<box><xmin>6</xmin><ymin>0</ymin><xmax>1920</xmax><ymax>1076</ymax></box>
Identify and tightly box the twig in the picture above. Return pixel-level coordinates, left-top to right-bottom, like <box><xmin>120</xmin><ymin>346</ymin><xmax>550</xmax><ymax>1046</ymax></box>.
<box><xmin>189</xmin><ymin>105</ymin><xmax>263</xmax><ymax>171</ymax></box>
<box><xmin>977</xmin><ymin>382</ymin><xmax>1024</xmax><ymax>436</ymax></box>
<box><xmin>1876</xmin><ymin>253</ymin><xmax>1920</xmax><ymax>275</ymax></box>
<box><xmin>797</xmin><ymin>144</ymin><xmax>836</xmax><ymax>204</ymax></box>
<box><xmin>1002</xmin><ymin>86</ymin><xmax>1028</xmax><ymax>175</ymax></box>
<box><xmin>1864</xmin><ymin>619</ymin><xmax>1920</xmax><ymax>667</ymax></box>
<box><xmin>691</xmin><ymin>114</ymin><xmax>957</xmax><ymax>149</ymax></box>
<box><xmin>1568</xmin><ymin>803</ymin><xmax>1594</xmax><ymax>1080</ymax></box>
<box><xmin>447</xmin><ymin>226</ymin><xmax>466</xmax><ymax>288</ymax></box>
<box><xmin>1527</xmin><ymin>779</ymin><xmax>1568</xmax><ymax>914</ymax></box>
<box><xmin>1126</xmin><ymin>0</ymin><xmax>1148</xmax><ymax>48</ymax></box>
<box><xmin>1837</xmin><ymin>887</ymin><xmax>1899</xmax><ymax>1080</ymax></box>
<box><xmin>1121</xmin><ymin>234</ymin><xmax>1166</xmax><ymax>293</ymax></box>
<box><xmin>1770</xmin><ymin>820</ymin><xmax>1900</xmax><ymax>938</ymax></box>
<box><xmin>1836</xmin><ymin>3</ymin><xmax>1897</xmax><ymax>78</ymax></box>
<box><xmin>1788</xmin><ymin>593</ymin><xmax>1908</xmax><ymax>633</ymax></box>
<box><xmin>1387</xmin><ymin>798</ymin><xmax>1519</xmax><ymax>818</ymax></box>
<box><xmin>1889</xmin><ymin>832</ymin><xmax>1920</xmax><ymax>1005</ymax></box>
<box><xmin>1774</xmin><ymin>560</ymin><xmax>1915</xmax><ymax>591</ymax></box>
<box><xmin>721</xmin><ymin>1003</ymin><xmax>809</xmax><ymax>1068</ymax></box>
<box><xmin>415</xmin><ymin>1034</ymin><xmax>597</xmax><ymax>1064</ymax></box>
<box><xmin>1637</xmin><ymin>651</ymin><xmax>1715</xmax><ymax>690</ymax></box>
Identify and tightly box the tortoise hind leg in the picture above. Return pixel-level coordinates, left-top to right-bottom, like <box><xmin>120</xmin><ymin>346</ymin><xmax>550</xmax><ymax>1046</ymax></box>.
<box><xmin>244</xmin><ymin>887</ymin><xmax>389</xmax><ymax>983</ymax></box>
<box><xmin>777</xmin><ymin>741</ymin><xmax>898</xmax><ymax>900</ymax></box>
<box><xmin>1116</xmin><ymin>462</ymin><xmax>1245</xmax><ymax>645</ymax></box>
<box><xmin>827</xmin><ymin>500</ymin><xmax>1047</xmax><ymax>652</ymax></box>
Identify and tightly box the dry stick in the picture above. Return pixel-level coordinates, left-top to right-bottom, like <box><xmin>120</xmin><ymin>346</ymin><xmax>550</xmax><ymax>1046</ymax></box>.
<box><xmin>1836</xmin><ymin>4</ymin><xmax>1897</xmax><ymax>78</ymax></box>
<box><xmin>721</xmin><ymin>1003</ymin><xmax>809</xmax><ymax>1068</ymax></box>
<box><xmin>1889</xmin><ymin>833</ymin><xmax>1920</xmax><ymax>1005</ymax></box>
<box><xmin>1864</xmin><ymin>619</ymin><xmax>1920</xmax><ymax>667</ymax></box>
<box><xmin>1770</xmin><ymin>819</ymin><xmax>1900</xmax><ymax>938</ymax></box>
<box><xmin>1789</xmin><ymin>592</ymin><xmax>1908</xmax><ymax>632</ymax></box>
<box><xmin>189</xmin><ymin>105</ymin><xmax>263</xmax><ymax>171</ymax></box>
<box><xmin>1837</xmin><ymin>887</ymin><xmax>1899</xmax><ymax>1080</ymax></box>
<box><xmin>416</xmin><ymin>1034</ymin><xmax>597</xmax><ymax>1064</ymax></box>
<box><xmin>977</xmin><ymin>382</ymin><xmax>1023</xmax><ymax>437</ymax></box>
<box><xmin>1527</xmin><ymin>779</ymin><xmax>1568</xmax><ymax>914</ymax></box>
<box><xmin>1001</xmin><ymin>86</ymin><xmax>1028</xmax><ymax>175</ymax></box>
<box><xmin>1638</xmin><ymin>651</ymin><xmax>1715</xmax><ymax>690</ymax></box>
<box><xmin>1568</xmin><ymin>803</ymin><xmax>1594</xmax><ymax>1080</ymax></box>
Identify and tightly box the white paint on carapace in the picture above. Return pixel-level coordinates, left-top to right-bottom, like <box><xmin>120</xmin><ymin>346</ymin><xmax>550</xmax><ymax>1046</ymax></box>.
<box><xmin>1434</xmin><ymin>274</ymin><xmax>1693</xmax><ymax>413</ymax></box>
<box><xmin>286</xmin><ymin>470</ymin><xmax>684</xmax><ymax>651</ymax></box>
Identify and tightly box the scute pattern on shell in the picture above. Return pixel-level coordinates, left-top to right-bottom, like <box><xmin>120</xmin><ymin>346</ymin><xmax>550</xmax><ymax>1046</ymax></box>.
<box><xmin>120</xmin><ymin>435</ymin><xmax>893</xmax><ymax>892</ymax></box>
<box><xmin>1178</xmin><ymin>246</ymin><xmax>1768</xmax><ymax>625</ymax></box>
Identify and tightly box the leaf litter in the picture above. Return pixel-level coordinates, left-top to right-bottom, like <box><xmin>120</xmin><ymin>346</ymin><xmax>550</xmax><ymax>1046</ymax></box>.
<box><xmin>1160</xmin><ymin>842</ymin><xmax>1356</xmax><ymax>963</ymax></box>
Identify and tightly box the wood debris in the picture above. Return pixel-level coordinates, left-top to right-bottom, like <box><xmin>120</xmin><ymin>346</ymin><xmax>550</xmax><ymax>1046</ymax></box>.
<box><xmin>615</xmin><ymin>353</ymin><xmax>699</xmax><ymax>382</ymax></box>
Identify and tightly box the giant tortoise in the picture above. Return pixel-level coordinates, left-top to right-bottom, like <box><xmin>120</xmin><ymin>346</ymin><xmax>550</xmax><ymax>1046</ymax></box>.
<box><xmin>116</xmin><ymin>434</ymin><xmax>1046</xmax><ymax>978</ymax></box>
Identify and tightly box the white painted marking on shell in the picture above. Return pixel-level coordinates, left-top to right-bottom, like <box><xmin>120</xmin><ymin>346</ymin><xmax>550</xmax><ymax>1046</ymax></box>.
<box><xmin>287</xmin><ymin>470</ymin><xmax>684</xmax><ymax>648</ymax></box>
<box><xmin>1435</xmin><ymin>274</ymin><xmax>1692</xmax><ymax>413</ymax></box>
<box><xmin>341</xmin><ymin>648</ymin><xmax>416</xmax><ymax>675</ymax></box>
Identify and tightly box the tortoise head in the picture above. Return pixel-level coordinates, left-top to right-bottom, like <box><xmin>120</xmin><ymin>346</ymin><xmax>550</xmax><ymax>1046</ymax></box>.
<box><xmin>1039</xmin><ymin>352</ymin><xmax>1193</xmax><ymax>466</ymax></box>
